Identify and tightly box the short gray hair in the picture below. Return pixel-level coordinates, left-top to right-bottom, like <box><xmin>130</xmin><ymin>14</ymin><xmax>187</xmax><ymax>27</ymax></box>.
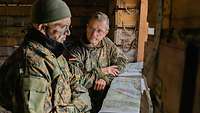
<box><xmin>89</xmin><ymin>11</ymin><xmax>109</xmax><ymax>30</ymax></box>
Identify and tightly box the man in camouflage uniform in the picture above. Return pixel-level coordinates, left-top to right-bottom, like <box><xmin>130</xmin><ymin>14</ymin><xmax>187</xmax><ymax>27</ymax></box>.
<box><xmin>64</xmin><ymin>12</ymin><xmax>128</xmax><ymax>113</ymax></box>
<box><xmin>0</xmin><ymin>0</ymin><xmax>91</xmax><ymax>113</ymax></box>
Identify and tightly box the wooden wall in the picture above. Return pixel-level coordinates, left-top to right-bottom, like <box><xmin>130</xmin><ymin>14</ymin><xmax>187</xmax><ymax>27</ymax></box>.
<box><xmin>194</xmin><ymin>54</ymin><xmax>200</xmax><ymax>113</ymax></box>
<box><xmin>113</xmin><ymin>0</ymin><xmax>140</xmax><ymax>62</ymax></box>
<box><xmin>65</xmin><ymin>0</ymin><xmax>109</xmax><ymax>39</ymax></box>
<box><xmin>157</xmin><ymin>41</ymin><xmax>185</xmax><ymax>113</ymax></box>
<box><xmin>148</xmin><ymin>0</ymin><xmax>200</xmax><ymax>29</ymax></box>
<box><xmin>144</xmin><ymin>39</ymin><xmax>186</xmax><ymax>113</ymax></box>
<box><xmin>0</xmin><ymin>0</ymin><xmax>141</xmax><ymax>64</ymax></box>
<box><xmin>146</xmin><ymin>0</ymin><xmax>200</xmax><ymax>113</ymax></box>
<box><xmin>0</xmin><ymin>5</ymin><xmax>29</xmax><ymax>65</ymax></box>
<box><xmin>0</xmin><ymin>0</ymin><xmax>109</xmax><ymax>65</ymax></box>
<box><xmin>171</xmin><ymin>0</ymin><xmax>200</xmax><ymax>29</ymax></box>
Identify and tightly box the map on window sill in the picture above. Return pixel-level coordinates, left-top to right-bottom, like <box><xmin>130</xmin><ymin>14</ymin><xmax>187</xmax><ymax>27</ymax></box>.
<box><xmin>118</xmin><ymin>62</ymin><xmax>143</xmax><ymax>77</ymax></box>
<box><xmin>99</xmin><ymin>77</ymin><xmax>141</xmax><ymax>113</ymax></box>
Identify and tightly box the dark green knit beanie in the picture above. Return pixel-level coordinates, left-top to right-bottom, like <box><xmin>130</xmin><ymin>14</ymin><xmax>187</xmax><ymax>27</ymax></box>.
<box><xmin>31</xmin><ymin>0</ymin><xmax>71</xmax><ymax>24</ymax></box>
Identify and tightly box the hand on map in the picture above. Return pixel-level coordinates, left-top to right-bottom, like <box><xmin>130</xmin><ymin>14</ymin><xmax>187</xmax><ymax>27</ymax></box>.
<box><xmin>101</xmin><ymin>65</ymin><xmax>119</xmax><ymax>76</ymax></box>
<box><xmin>94</xmin><ymin>79</ymin><xmax>106</xmax><ymax>91</ymax></box>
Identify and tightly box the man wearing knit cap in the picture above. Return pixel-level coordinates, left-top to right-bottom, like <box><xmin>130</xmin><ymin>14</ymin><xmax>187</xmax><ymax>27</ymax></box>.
<box><xmin>0</xmin><ymin>0</ymin><xmax>91</xmax><ymax>113</ymax></box>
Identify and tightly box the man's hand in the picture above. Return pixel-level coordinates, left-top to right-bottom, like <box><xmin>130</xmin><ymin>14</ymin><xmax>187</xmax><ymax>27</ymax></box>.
<box><xmin>101</xmin><ymin>65</ymin><xmax>119</xmax><ymax>76</ymax></box>
<box><xmin>94</xmin><ymin>79</ymin><xmax>106</xmax><ymax>91</ymax></box>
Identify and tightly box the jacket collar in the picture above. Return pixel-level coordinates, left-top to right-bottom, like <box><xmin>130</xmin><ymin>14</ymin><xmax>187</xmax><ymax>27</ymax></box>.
<box><xmin>25</xmin><ymin>27</ymin><xmax>64</xmax><ymax>57</ymax></box>
<box><xmin>80</xmin><ymin>36</ymin><xmax>104</xmax><ymax>48</ymax></box>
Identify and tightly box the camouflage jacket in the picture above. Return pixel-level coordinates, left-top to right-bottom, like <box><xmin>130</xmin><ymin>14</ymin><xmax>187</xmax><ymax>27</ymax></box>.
<box><xmin>64</xmin><ymin>37</ymin><xmax>128</xmax><ymax>89</ymax></box>
<box><xmin>0</xmin><ymin>28</ymin><xmax>91</xmax><ymax>113</ymax></box>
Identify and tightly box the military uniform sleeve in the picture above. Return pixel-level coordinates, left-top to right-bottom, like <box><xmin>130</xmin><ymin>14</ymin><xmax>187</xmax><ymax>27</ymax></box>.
<box><xmin>96</xmin><ymin>38</ymin><xmax>128</xmax><ymax>85</ymax></box>
<box><xmin>22</xmin><ymin>76</ymin><xmax>48</xmax><ymax>113</ymax></box>
<box><xmin>67</xmin><ymin>65</ymin><xmax>92</xmax><ymax>112</ymax></box>
<box><xmin>99</xmin><ymin>44</ymin><xmax>128</xmax><ymax>84</ymax></box>
<box><xmin>21</xmin><ymin>59</ymin><xmax>50</xmax><ymax>113</ymax></box>
<box><xmin>64</xmin><ymin>48</ymin><xmax>100</xmax><ymax>89</ymax></box>
<box><xmin>92</xmin><ymin>67</ymin><xmax>113</xmax><ymax>85</ymax></box>
<box><xmin>64</xmin><ymin>44</ymin><xmax>116</xmax><ymax>87</ymax></box>
<box><xmin>68</xmin><ymin>63</ymin><xmax>95</xmax><ymax>89</ymax></box>
<box><xmin>0</xmin><ymin>105</ymin><xmax>11</xmax><ymax>113</ymax></box>
<box><xmin>110</xmin><ymin>42</ymin><xmax>128</xmax><ymax>71</ymax></box>
<box><xmin>70</xmin><ymin>78</ymin><xmax>92</xmax><ymax>112</ymax></box>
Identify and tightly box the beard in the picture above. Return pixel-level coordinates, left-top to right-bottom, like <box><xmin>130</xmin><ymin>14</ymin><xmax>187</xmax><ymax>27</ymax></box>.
<box><xmin>56</xmin><ymin>35</ymin><xmax>66</xmax><ymax>44</ymax></box>
<box><xmin>47</xmin><ymin>33</ymin><xmax>66</xmax><ymax>44</ymax></box>
<box><xmin>88</xmin><ymin>37</ymin><xmax>101</xmax><ymax>46</ymax></box>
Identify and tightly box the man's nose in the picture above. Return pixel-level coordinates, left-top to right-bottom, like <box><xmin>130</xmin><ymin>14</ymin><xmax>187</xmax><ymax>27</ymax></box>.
<box><xmin>91</xmin><ymin>30</ymin><xmax>98</xmax><ymax>37</ymax></box>
<box><xmin>64</xmin><ymin>29</ymin><xmax>71</xmax><ymax>36</ymax></box>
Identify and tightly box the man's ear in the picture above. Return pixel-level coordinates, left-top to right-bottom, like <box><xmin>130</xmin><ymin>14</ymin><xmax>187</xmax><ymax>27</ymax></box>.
<box><xmin>33</xmin><ymin>24</ymin><xmax>47</xmax><ymax>35</ymax></box>
<box><xmin>104</xmin><ymin>30</ymin><xmax>109</xmax><ymax>37</ymax></box>
<box><xmin>33</xmin><ymin>24</ymin><xmax>42</xmax><ymax>30</ymax></box>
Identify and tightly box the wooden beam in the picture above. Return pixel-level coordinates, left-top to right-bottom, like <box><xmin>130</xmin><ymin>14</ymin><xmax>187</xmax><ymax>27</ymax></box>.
<box><xmin>64</xmin><ymin>0</ymin><xmax>107</xmax><ymax>7</ymax></box>
<box><xmin>115</xmin><ymin>9</ymin><xmax>139</xmax><ymax>27</ymax></box>
<box><xmin>0</xmin><ymin>0</ymin><xmax>35</xmax><ymax>4</ymax></box>
<box><xmin>71</xmin><ymin>6</ymin><xmax>107</xmax><ymax>17</ymax></box>
<box><xmin>0</xmin><ymin>5</ymin><xmax>31</xmax><ymax>16</ymax></box>
<box><xmin>0</xmin><ymin>37</ymin><xmax>19</xmax><ymax>46</ymax></box>
<box><xmin>116</xmin><ymin>0</ymin><xmax>138</xmax><ymax>8</ymax></box>
<box><xmin>0</xmin><ymin>5</ymin><xmax>106</xmax><ymax>17</ymax></box>
<box><xmin>172</xmin><ymin>17</ymin><xmax>200</xmax><ymax>29</ymax></box>
<box><xmin>137</xmin><ymin>0</ymin><xmax>148</xmax><ymax>61</ymax></box>
<box><xmin>193</xmin><ymin>64</ymin><xmax>200</xmax><ymax>113</ymax></box>
<box><xmin>163</xmin><ymin>0</ymin><xmax>172</xmax><ymax>30</ymax></box>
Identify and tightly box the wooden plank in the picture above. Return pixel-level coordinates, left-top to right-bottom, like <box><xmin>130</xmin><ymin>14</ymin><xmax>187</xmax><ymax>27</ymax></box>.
<box><xmin>0</xmin><ymin>6</ymin><xmax>107</xmax><ymax>17</ymax></box>
<box><xmin>149</xmin><ymin>0</ymin><xmax>200</xmax><ymax>29</ymax></box>
<box><xmin>0</xmin><ymin>37</ymin><xmax>23</xmax><ymax>46</ymax></box>
<box><xmin>171</xmin><ymin>0</ymin><xmax>200</xmax><ymax>29</ymax></box>
<box><xmin>116</xmin><ymin>0</ymin><xmax>138</xmax><ymax>8</ymax></box>
<box><xmin>140</xmin><ymin>89</ymin><xmax>153</xmax><ymax>113</ymax></box>
<box><xmin>0</xmin><ymin>46</ymin><xmax>16</xmax><ymax>56</ymax></box>
<box><xmin>137</xmin><ymin>0</ymin><xmax>148</xmax><ymax>61</ymax></box>
<box><xmin>0</xmin><ymin>0</ymin><xmax>107</xmax><ymax>6</ymax></box>
<box><xmin>193</xmin><ymin>52</ymin><xmax>200</xmax><ymax>113</ymax></box>
<box><xmin>147</xmin><ymin>0</ymin><xmax>157</xmax><ymax>27</ymax></box>
<box><xmin>71</xmin><ymin>6</ymin><xmax>107</xmax><ymax>17</ymax></box>
<box><xmin>71</xmin><ymin>17</ymin><xmax>84</xmax><ymax>27</ymax></box>
<box><xmin>0</xmin><ymin>0</ymin><xmax>35</xmax><ymax>4</ymax></box>
<box><xmin>143</xmin><ymin>39</ymin><xmax>157</xmax><ymax>88</ymax></box>
<box><xmin>65</xmin><ymin>0</ymin><xmax>107</xmax><ymax>7</ymax></box>
<box><xmin>0</xmin><ymin>16</ymin><xmax>29</xmax><ymax>27</ymax></box>
<box><xmin>115</xmin><ymin>9</ymin><xmax>139</xmax><ymax>27</ymax></box>
<box><xmin>158</xmin><ymin>41</ymin><xmax>186</xmax><ymax>113</ymax></box>
<box><xmin>0</xmin><ymin>5</ymin><xmax>31</xmax><ymax>16</ymax></box>
<box><xmin>0</xmin><ymin>56</ymin><xmax>8</xmax><ymax>66</ymax></box>
<box><xmin>114</xmin><ymin>28</ymin><xmax>137</xmax><ymax>46</ymax></box>
<box><xmin>0</xmin><ymin>0</ymin><xmax>106</xmax><ymax>5</ymax></box>
<box><xmin>0</xmin><ymin>27</ymin><xmax>25</xmax><ymax>37</ymax></box>
<box><xmin>118</xmin><ymin>46</ymin><xmax>137</xmax><ymax>62</ymax></box>
<box><xmin>172</xmin><ymin>0</ymin><xmax>200</xmax><ymax>19</ymax></box>
<box><xmin>162</xmin><ymin>0</ymin><xmax>171</xmax><ymax>30</ymax></box>
<box><xmin>172</xmin><ymin>17</ymin><xmax>200</xmax><ymax>29</ymax></box>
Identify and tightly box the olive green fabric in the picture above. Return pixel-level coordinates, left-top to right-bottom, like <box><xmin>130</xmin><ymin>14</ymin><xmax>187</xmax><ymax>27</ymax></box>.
<box><xmin>64</xmin><ymin>37</ymin><xmax>128</xmax><ymax>113</ymax></box>
<box><xmin>31</xmin><ymin>0</ymin><xmax>71</xmax><ymax>24</ymax></box>
<box><xmin>64</xmin><ymin>37</ymin><xmax>128</xmax><ymax>88</ymax></box>
<box><xmin>0</xmin><ymin>28</ymin><xmax>91</xmax><ymax>113</ymax></box>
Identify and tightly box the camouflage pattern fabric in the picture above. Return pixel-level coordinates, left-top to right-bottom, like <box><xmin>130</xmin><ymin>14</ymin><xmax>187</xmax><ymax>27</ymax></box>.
<box><xmin>0</xmin><ymin>105</ymin><xmax>11</xmax><ymax>113</ymax></box>
<box><xmin>0</xmin><ymin>28</ymin><xmax>91</xmax><ymax>113</ymax></box>
<box><xmin>64</xmin><ymin>37</ymin><xmax>128</xmax><ymax>113</ymax></box>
